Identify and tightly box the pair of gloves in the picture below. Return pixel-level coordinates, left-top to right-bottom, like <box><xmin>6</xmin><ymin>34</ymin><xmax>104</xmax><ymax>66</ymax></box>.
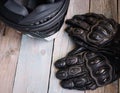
<box><xmin>55</xmin><ymin>13</ymin><xmax>120</xmax><ymax>90</ymax></box>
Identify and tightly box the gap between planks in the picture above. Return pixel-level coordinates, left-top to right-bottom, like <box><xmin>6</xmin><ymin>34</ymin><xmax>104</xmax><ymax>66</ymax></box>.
<box><xmin>48</xmin><ymin>0</ymin><xmax>89</xmax><ymax>93</ymax></box>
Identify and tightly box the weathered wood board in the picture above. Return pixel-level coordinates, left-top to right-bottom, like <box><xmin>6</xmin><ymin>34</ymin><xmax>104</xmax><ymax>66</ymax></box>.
<box><xmin>13</xmin><ymin>36</ymin><xmax>53</xmax><ymax>93</ymax></box>
<box><xmin>48</xmin><ymin>0</ymin><xmax>89</xmax><ymax>93</ymax></box>
<box><xmin>0</xmin><ymin>24</ymin><xmax>21</xmax><ymax>93</ymax></box>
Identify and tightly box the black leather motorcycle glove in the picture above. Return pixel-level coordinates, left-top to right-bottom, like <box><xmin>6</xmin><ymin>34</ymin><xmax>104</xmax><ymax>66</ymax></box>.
<box><xmin>55</xmin><ymin>13</ymin><xmax>120</xmax><ymax>91</ymax></box>
<box><xmin>65</xmin><ymin>13</ymin><xmax>119</xmax><ymax>50</ymax></box>
<box><xmin>55</xmin><ymin>47</ymin><xmax>120</xmax><ymax>90</ymax></box>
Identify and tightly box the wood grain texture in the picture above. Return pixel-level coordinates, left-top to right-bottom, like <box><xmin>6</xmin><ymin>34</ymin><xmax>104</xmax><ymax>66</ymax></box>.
<box><xmin>119</xmin><ymin>0</ymin><xmax>120</xmax><ymax>22</ymax></box>
<box><xmin>0</xmin><ymin>25</ymin><xmax>21</xmax><ymax>93</ymax></box>
<box><xmin>90</xmin><ymin>0</ymin><xmax>118</xmax><ymax>19</ymax></box>
<box><xmin>48</xmin><ymin>0</ymin><xmax>89</xmax><ymax>93</ymax></box>
<box><xmin>86</xmin><ymin>88</ymin><xmax>104</xmax><ymax>93</ymax></box>
<box><xmin>118</xmin><ymin>0</ymin><xmax>120</xmax><ymax>93</ymax></box>
<box><xmin>87</xmin><ymin>0</ymin><xmax>119</xmax><ymax>93</ymax></box>
<box><xmin>13</xmin><ymin>36</ymin><xmax>53</xmax><ymax>93</ymax></box>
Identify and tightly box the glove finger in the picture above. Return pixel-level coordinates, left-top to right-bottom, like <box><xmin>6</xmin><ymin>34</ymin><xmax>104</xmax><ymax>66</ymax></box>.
<box><xmin>67</xmin><ymin>47</ymin><xmax>86</xmax><ymax>56</ymax></box>
<box><xmin>84</xmin><ymin>13</ymin><xmax>106</xmax><ymax>19</ymax></box>
<box><xmin>72</xmin><ymin>13</ymin><xmax>106</xmax><ymax>25</ymax></box>
<box><xmin>60</xmin><ymin>74</ymin><xmax>97</xmax><ymax>90</ymax></box>
<box><xmin>65</xmin><ymin>26</ymin><xmax>87</xmax><ymax>40</ymax></box>
<box><xmin>56</xmin><ymin>65</ymin><xmax>87</xmax><ymax>80</ymax></box>
<box><xmin>55</xmin><ymin>56</ymin><xmax>80</xmax><ymax>69</ymax></box>
<box><xmin>96</xmin><ymin>68</ymin><xmax>111</xmax><ymax>85</ymax></box>
<box><xmin>66</xmin><ymin>18</ymin><xmax>90</xmax><ymax>31</ymax></box>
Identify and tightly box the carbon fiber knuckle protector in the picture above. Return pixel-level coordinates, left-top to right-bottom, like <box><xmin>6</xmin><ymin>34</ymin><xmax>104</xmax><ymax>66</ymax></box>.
<box><xmin>55</xmin><ymin>13</ymin><xmax>120</xmax><ymax>90</ymax></box>
<box><xmin>0</xmin><ymin>0</ymin><xmax>70</xmax><ymax>38</ymax></box>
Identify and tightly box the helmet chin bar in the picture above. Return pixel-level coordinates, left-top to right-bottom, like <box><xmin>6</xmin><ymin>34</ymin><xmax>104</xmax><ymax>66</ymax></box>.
<box><xmin>0</xmin><ymin>0</ymin><xmax>70</xmax><ymax>39</ymax></box>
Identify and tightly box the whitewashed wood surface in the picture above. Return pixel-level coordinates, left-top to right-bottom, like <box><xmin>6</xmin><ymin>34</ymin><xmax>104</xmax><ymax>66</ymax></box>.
<box><xmin>0</xmin><ymin>0</ymin><xmax>119</xmax><ymax>93</ymax></box>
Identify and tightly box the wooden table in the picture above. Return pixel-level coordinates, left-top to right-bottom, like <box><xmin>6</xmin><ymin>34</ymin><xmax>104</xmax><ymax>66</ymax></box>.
<box><xmin>0</xmin><ymin>0</ymin><xmax>119</xmax><ymax>93</ymax></box>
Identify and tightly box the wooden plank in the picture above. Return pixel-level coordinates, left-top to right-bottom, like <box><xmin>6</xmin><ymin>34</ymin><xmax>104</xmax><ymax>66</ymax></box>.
<box><xmin>90</xmin><ymin>0</ymin><xmax>118</xmax><ymax>19</ymax></box>
<box><xmin>48</xmin><ymin>0</ymin><xmax>89</xmax><ymax>93</ymax></box>
<box><xmin>86</xmin><ymin>0</ymin><xmax>118</xmax><ymax>93</ymax></box>
<box><xmin>118</xmin><ymin>0</ymin><xmax>120</xmax><ymax>93</ymax></box>
<box><xmin>0</xmin><ymin>22</ymin><xmax>6</xmax><ymax>42</ymax></box>
<box><xmin>0</xmin><ymin>24</ymin><xmax>21</xmax><ymax>93</ymax></box>
<box><xmin>13</xmin><ymin>36</ymin><xmax>53</xmax><ymax>93</ymax></box>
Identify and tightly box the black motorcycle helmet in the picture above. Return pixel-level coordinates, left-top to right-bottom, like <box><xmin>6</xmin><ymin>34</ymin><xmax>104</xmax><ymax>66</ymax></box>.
<box><xmin>0</xmin><ymin>0</ymin><xmax>70</xmax><ymax>38</ymax></box>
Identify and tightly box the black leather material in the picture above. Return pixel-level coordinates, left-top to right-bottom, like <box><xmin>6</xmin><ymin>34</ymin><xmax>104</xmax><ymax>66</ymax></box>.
<box><xmin>65</xmin><ymin>13</ymin><xmax>118</xmax><ymax>50</ymax></box>
<box><xmin>55</xmin><ymin>47</ymin><xmax>120</xmax><ymax>90</ymax></box>
<box><xmin>55</xmin><ymin>13</ymin><xmax>120</xmax><ymax>90</ymax></box>
<box><xmin>0</xmin><ymin>0</ymin><xmax>70</xmax><ymax>38</ymax></box>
